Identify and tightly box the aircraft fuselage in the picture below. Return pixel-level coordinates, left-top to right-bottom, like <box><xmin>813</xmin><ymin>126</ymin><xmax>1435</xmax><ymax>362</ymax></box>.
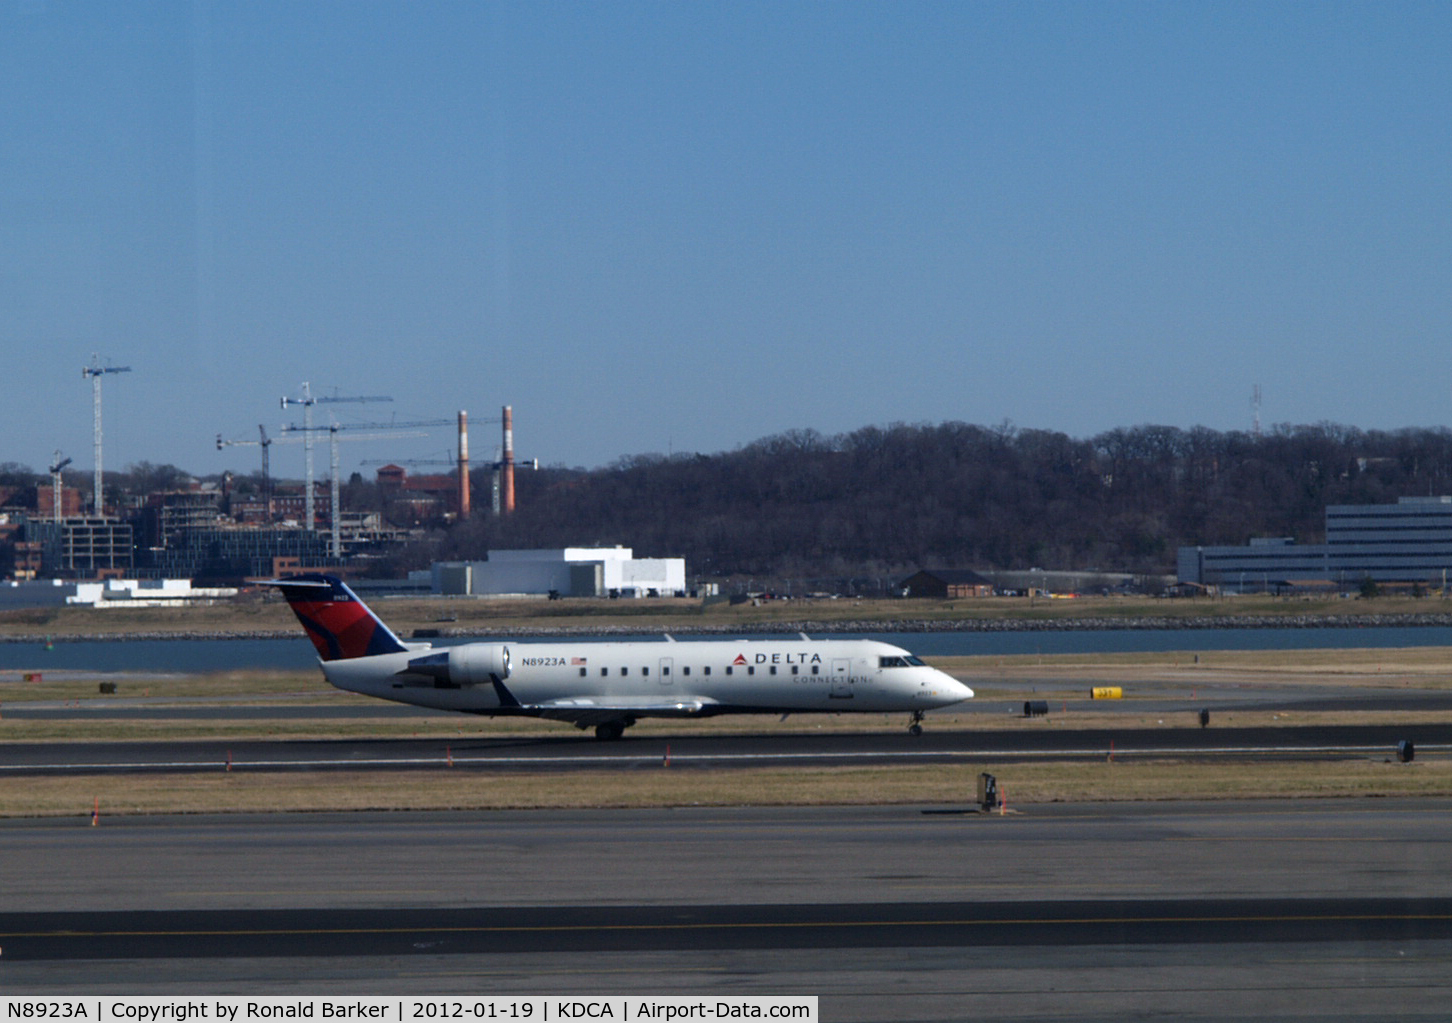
<box><xmin>322</xmin><ymin>637</ymin><xmax>970</xmax><ymax>717</ymax></box>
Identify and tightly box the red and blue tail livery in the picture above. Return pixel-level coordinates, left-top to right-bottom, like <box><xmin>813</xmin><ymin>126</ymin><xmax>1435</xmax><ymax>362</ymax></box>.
<box><xmin>270</xmin><ymin>574</ymin><xmax>410</xmax><ymax>661</ymax></box>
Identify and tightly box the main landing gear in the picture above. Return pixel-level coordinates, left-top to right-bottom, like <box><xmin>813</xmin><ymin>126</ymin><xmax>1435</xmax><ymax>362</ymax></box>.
<box><xmin>593</xmin><ymin>718</ymin><xmax>633</xmax><ymax>741</ymax></box>
<box><xmin>907</xmin><ymin>710</ymin><xmax>925</xmax><ymax>737</ymax></box>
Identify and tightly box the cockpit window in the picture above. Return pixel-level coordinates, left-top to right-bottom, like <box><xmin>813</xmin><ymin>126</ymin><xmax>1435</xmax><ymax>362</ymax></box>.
<box><xmin>906</xmin><ymin>655</ymin><xmax>925</xmax><ymax>666</ymax></box>
<box><xmin>879</xmin><ymin>656</ymin><xmax>909</xmax><ymax>668</ymax></box>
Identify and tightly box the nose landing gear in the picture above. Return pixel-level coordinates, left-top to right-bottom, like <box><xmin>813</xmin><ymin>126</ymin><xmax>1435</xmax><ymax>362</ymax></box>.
<box><xmin>907</xmin><ymin>709</ymin><xmax>925</xmax><ymax>737</ymax></box>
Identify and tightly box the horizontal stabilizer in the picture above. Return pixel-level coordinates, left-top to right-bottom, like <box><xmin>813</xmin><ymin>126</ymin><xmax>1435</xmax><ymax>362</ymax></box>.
<box><xmin>257</xmin><ymin>577</ymin><xmax>332</xmax><ymax>589</ymax></box>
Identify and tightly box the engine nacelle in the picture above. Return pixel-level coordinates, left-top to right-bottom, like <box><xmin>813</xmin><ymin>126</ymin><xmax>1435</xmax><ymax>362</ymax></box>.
<box><xmin>449</xmin><ymin>643</ymin><xmax>511</xmax><ymax>685</ymax></box>
<box><xmin>406</xmin><ymin>644</ymin><xmax>511</xmax><ymax>687</ymax></box>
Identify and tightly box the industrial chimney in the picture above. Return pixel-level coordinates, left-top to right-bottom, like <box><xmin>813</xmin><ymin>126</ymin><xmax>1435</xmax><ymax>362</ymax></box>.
<box><xmin>457</xmin><ymin>410</ymin><xmax>471</xmax><ymax>520</ymax></box>
<box><xmin>502</xmin><ymin>405</ymin><xmax>516</xmax><ymax>515</ymax></box>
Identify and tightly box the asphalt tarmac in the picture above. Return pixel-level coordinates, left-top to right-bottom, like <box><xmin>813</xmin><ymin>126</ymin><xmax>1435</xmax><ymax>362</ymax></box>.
<box><xmin>5</xmin><ymin>665</ymin><xmax>1452</xmax><ymax>1020</ymax></box>
<box><xmin>7</xmin><ymin>897</ymin><xmax>1452</xmax><ymax>958</ymax></box>
<box><xmin>2</xmin><ymin>722</ymin><xmax>1447</xmax><ymax>775</ymax></box>
<box><xmin>4</xmin><ymin>802</ymin><xmax>1452</xmax><ymax>1020</ymax></box>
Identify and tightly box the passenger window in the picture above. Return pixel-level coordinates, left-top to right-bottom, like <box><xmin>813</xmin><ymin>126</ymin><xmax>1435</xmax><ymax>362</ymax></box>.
<box><xmin>703</xmin><ymin>666</ymin><xmax>711</xmax><ymax>676</ymax></box>
<box><xmin>769</xmin><ymin>666</ymin><xmax>777</xmax><ymax>675</ymax></box>
<box><xmin>662</xmin><ymin>666</ymin><xmax>670</xmax><ymax>676</ymax></box>
<box><xmin>811</xmin><ymin>665</ymin><xmax>820</xmax><ymax>675</ymax></box>
<box><xmin>579</xmin><ymin>668</ymin><xmax>587</xmax><ymax>677</ymax></box>
<box><xmin>620</xmin><ymin>667</ymin><xmax>628</xmax><ymax>676</ymax></box>
<box><xmin>748</xmin><ymin>666</ymin><xmax>755</xmax><ymax>675</ymax></box>
<box><xmin>643</xmin><ymin>666</ymin><xmax>649</xmax><ymax>677</ymax></box>
<box><xmin>683</xmin><ymin>666</ymin><xmax>691</xmax><ymax>676</ymax></box>
<box><xmin>600</xmin><ymin>667</ymin><xmax>608</xmax><ymax>677</ymax></box>
<box><xmin>725</xmin><ymin>666</ymin><xmax>733</xmax><ymax>676</ymax></box>
<box><xmin>791</xmin><ymin>666</ymin><xmax>799</xmax><ymax>675</ymax></box>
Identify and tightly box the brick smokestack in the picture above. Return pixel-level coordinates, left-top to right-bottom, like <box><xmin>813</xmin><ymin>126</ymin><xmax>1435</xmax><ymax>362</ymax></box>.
<box><xmin>457</xmin><ymin>410</ymin><xmax>471</xmax><ymax>520</ymax></box>
<box><xmin>502</xmin><ymin>404</ymin><xmax>515</xmax><ymax>515</ymax></box>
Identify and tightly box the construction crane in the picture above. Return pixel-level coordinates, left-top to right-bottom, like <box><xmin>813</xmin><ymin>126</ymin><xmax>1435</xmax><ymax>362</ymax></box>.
<box><xmin>280</xmin><ymin>383</ymin><xmax>391</xmax><ymax>534</ymax></box>
<box><xmin>82</xmin><ymin>354</ymin><xmax>131</xmax><ymax>515</ymax></box>
<box><xmin>284</xmin><ymin>417</ymin><xmax>456</xmax><ymax>433</ymax></box>
<box><xmin>216</xmin><ymin>425</ymin><xmax>277</xmax><ymax>518</ymax></box>
<box><xmin>359</xmin><ymin>455</ymin><xmax>457</xmax><ymax>469</ymax></box>
<box><xmin>281</xmin><ymin>415</ymin><xmax>452</xmax><ymax>531</ymax></box>
<box><xmin>48</xmin><ymin>451</ymin><xmax>72</xmax><ymax>525</ymax></box>
<box><xmin>289</xmin><ymin>408</ymin><xmax>529</xmax><ymax>526</ymax></box>
<box><xmin>278</xmin><ymin>421</ymin><xmax>426</xmax><ymax>558</ymax></box>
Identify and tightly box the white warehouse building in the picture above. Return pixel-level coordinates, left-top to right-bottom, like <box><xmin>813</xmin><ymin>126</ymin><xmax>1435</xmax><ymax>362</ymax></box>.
<box><xmin>432</xmin><ymin>548</ymin><xmax>687</xmax><ymax>598</ymax></box>
<box><xmin>0</xmin><ymin>578</ymin><xmax>237</xmax><ymax>609</ymax></box>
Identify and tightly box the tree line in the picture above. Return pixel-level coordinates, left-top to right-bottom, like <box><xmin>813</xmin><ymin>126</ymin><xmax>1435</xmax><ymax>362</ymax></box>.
<box><xmin>11</xmin><ymin>422</ymin><xmax>1452</xmax><ymax>590</ymax></box>
<box><xmin>427</xmin><ymin>421</ymin><xmax>1452</xmax><ymax>589</ymax></box>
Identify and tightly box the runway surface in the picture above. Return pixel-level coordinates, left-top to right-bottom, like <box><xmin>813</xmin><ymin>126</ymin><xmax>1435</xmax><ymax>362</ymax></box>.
<box><xmin>2</xmin><ymin>722</ymin><xmax>1447</xmax><ymax>774</ymax></box>
<box><xmin>7</xmin><ymin>897</ymin><xmax>1452</xmax><ymax>960</ymax></box>
<box><xmin>4</xmin><ymin>801</ymin><xmax>1452</xmax><ymax>1020</ymax></box>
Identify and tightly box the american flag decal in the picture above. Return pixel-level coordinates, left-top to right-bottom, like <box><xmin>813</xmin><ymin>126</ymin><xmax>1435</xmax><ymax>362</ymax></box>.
<box><xmin>571</xmin><ymin>657</ymin><xmax>588</xmax><ymax>665</ymax></box>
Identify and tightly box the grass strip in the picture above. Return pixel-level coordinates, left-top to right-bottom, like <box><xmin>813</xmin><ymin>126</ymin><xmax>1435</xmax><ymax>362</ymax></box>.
<box><xmin>3</xmin><ymin>758</ymin><xmax>1448</xmax><ymax>819</ymax></box>
<box><xmin>7</xmin><ymin>591</ymin><xmax>1452</xmax><ymax>638</ymax></box>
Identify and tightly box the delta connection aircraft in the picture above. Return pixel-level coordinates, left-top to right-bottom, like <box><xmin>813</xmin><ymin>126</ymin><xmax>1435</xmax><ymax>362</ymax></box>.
<box><xmin>270</xmin><ymin>574</ymin><xmax>974</xmax><ymax>740</ymax></box>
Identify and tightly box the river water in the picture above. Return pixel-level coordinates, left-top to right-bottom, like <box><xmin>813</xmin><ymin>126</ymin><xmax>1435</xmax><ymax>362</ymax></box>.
<box><xmin>2</xmin><ymin>626</ymin><xmax>1450</xmax><ymax>674</ymax></box>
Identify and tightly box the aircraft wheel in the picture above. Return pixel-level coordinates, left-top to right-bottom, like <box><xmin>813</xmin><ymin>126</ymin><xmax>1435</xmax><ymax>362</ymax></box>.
<box><xmin>595</xmin><ymin>721</ymin><xmax>626</xmax><ymax>741</ymax></box>
<box><xmin>908</xmin><ymin>723</ymin><xmax>923</xmax><ymax>737</ymax></box>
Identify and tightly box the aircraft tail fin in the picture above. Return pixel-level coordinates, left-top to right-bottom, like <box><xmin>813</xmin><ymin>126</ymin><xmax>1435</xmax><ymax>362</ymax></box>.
<box><xmin>267</xmin><ymin>574</ymin><xmax>410</xmax><ymax>661</ymax></box>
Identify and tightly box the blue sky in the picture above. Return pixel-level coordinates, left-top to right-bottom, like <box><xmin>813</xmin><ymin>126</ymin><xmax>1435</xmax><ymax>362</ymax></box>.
<box><xmin>4</xmin><ymin>1</ymin><xmax>1450</xmax><ymax>480</ymax></box>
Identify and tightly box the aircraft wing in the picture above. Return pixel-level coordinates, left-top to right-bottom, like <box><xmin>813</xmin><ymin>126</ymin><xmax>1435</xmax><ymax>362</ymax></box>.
<box><xmin>522</xmin><ymin>696</ymin><xmax>718</xmax><ymax>726</ymax></box>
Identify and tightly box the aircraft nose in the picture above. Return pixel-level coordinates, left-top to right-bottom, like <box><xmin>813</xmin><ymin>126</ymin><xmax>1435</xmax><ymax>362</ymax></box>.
<box><xmin>941</xmin><ymin>670</ymin><xmax>974</xmax><ymax>702</ymax></box>
<box><xmin>923</xmin><ymin>667</ymin><xmax>972</xmax><ymax>704</ymax></box>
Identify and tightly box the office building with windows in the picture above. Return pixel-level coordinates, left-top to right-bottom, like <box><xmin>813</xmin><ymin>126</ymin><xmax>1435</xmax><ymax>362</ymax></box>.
<box><xmin>1178</xmin><ymin>496</ymin><xmax>1452</xmax><ymax>592</ymax></box>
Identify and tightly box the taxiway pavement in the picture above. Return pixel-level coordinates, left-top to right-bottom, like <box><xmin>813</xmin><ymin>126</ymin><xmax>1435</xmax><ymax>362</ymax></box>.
<box><xmin>3</xmin><ymin>801</ymin><xmax>1452</xmax><ymax>1020</ymax></box>
<box><xmin>1</xmin><ymin>722</ymin><xmax>1447</xmax><ymax>775</ymax></box>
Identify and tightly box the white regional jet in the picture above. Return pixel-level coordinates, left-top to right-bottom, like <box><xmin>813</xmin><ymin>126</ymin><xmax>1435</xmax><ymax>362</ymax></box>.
<box><xmin>271</xmin><ymin>574</ymin><xmax>973</xmax><ymax>739</ymax></box>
